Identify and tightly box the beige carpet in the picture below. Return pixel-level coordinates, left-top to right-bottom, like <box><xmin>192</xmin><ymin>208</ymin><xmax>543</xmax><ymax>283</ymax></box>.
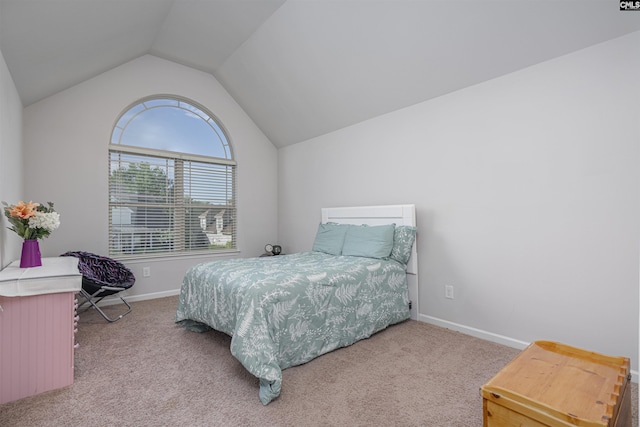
<box><xmin>0</xmin><ymin>296</ymin><xmax>637</xmax><ymax>426</ymax></box>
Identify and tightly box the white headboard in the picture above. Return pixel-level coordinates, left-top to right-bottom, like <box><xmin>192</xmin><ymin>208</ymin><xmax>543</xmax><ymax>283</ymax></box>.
<box><xmin>321</xmin><ymin>204</ymin><xmax>417</xmax><ymax>275</ymax></box>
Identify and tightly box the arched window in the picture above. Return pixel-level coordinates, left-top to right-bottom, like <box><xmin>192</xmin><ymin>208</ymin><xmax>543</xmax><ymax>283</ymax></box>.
<box><xmin>109</xmin><ymin>96</ymin><xmax>236</xmax><ymax>257</ymax></box>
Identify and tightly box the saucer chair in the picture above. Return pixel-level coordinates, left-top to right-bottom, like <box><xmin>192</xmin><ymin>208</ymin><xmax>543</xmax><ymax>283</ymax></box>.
<box><xmin>61</xmin><ymin>251</ymin><xmax>135</xmax><ymax>322</ymax></box>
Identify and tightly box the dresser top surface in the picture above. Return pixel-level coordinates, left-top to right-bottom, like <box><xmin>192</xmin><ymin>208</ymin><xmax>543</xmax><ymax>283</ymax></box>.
<box><xmin>0</xmin><ymin>257</ymin><xmax>81</xmax><ymax>296</ymax></box>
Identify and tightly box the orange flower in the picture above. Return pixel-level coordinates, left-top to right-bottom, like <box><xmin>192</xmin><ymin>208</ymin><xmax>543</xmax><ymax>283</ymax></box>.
<box><xmin>8</xmin><ymin>200</ymin><xmax>39</xmax><ymax>219</ymax></box>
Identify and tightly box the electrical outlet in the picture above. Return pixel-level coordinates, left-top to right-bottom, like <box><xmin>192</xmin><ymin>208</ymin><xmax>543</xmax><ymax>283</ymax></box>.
<box><xmin>445</xmin><ymin>285</ymin><xmax>454</xmax><ymax>299</ymax></box>
<box><xmin>143</xmin><ymin>267</ymin><xmax>151</xmax><ymax>277</ymax></box>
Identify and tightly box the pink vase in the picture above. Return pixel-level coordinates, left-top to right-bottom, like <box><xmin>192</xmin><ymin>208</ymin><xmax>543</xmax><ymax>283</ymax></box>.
<box><xmin>20</xmin><ymin>239</ymin><xmax>42</xmax><ymax>268</ymax></box>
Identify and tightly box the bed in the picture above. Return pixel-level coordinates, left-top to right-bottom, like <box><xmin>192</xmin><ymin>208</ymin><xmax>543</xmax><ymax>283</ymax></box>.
<box><xmin>175</xmin><ymin>204</ymin><xmax>418</xmax><ymax>404</ymax></box>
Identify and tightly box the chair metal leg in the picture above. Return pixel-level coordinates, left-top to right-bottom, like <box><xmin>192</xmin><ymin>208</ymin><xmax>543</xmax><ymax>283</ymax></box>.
<box><xmin>77</xmin><ymin>288</ymin><xmax>132</xmax><ymax>323</ymax></box>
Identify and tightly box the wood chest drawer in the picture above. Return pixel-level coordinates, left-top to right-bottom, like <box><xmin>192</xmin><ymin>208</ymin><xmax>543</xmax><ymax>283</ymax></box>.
<box><xmin>481</xmin><ymin>341</ymin><xmax>631</xmax><ymax>427</ymax></box>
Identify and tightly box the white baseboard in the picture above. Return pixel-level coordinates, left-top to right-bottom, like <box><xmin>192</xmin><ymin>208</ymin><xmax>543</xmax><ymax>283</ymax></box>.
<box><xmin>419</xmin><ymin>314</ymin><xmax>639</xmax><ymax>383</ymax></box>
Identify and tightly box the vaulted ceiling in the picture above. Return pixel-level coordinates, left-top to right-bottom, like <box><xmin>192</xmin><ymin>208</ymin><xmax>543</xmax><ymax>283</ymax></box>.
<box><xmin>1</xmin><ymin>0</ymin><xmax>639</xmax><ymax>147</ymax></box>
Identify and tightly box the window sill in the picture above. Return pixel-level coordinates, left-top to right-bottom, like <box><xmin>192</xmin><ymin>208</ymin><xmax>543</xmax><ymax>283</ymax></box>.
<box><xmin>113</xmin><ymin>249</ymin><xmax>241</xmax><ymax>264</ymax></box>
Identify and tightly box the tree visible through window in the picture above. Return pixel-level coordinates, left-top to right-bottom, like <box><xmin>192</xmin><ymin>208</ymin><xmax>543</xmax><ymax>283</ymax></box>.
<box><xmin>109</xmin><ymin>96</ymin><xmax>236</xmax><ymax>257</ymax></box>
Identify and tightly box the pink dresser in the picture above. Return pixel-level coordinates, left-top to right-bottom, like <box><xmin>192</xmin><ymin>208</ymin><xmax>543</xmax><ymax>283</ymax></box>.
<box><xmin>0</xmin><ymin>257</ymin><xmax>82</xmax><ymax>404</ymax></box>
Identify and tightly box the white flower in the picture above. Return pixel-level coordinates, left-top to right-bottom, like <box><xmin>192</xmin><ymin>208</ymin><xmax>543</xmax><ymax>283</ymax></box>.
<box><xmin>28</xmin><ymin>211</ymin><xmax>61</xmax><ymax>232</ymax></box>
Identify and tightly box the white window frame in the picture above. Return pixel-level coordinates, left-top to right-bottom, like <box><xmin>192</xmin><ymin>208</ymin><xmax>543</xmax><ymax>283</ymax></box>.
<box><xmin>108</xmin><ymin>95</ymin><xmax>237</xmax><ymax>259</ymax></box>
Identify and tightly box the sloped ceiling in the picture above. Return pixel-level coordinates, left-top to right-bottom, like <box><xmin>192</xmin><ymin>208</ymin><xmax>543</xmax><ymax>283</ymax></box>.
<box><xmin>1</xmin><ymin>0</ymin><xmax>639</xmax><ymax>147</ymax></box>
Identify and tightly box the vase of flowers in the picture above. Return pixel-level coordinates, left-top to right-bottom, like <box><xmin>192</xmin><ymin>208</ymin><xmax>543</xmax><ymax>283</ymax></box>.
<box><xmin>2</xmin><ymin>200</ymin><xmax>60</xmax><ymax>268</ymax></box>
<box><xmin>20</xmin><ymin>238</ymin><xmax>42</xmax><ymax>268</ymax></box>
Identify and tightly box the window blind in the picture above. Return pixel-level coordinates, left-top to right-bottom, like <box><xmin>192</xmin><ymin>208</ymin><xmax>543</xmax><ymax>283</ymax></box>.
<box><xmin>109</xmin><ymin>150</ymin><xmax>236</xmax><ymax>257</ymax></box>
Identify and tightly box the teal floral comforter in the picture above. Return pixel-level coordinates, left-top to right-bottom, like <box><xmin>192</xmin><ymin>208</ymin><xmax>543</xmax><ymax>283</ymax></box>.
<box><xmin>175</xmin><ymin>251</ymin><xmax>410</xmax><ymax>404</ymax></box>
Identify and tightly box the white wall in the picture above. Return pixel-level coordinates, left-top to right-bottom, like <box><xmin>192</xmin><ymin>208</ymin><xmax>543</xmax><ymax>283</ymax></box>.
<box><xmin>0</xmin><ymin>47</ymin><xmax>24</xmax><ymax>269</ymax></box>
<box><xmin>23</xmin><ymin>55</ymin><xmax>278</xmax><ymax>299</ymax></box>
<box><xmin>278</xmin><ymin>32</ymin><xmax>640</xmax><ymax>373</ymax></box>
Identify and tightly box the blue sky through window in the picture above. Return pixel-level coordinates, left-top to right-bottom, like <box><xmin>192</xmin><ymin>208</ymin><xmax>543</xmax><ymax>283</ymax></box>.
<box><xmin>111</xmin><ymin>98</ymin><xmax>231</xmax><ymax>160</ymax></box>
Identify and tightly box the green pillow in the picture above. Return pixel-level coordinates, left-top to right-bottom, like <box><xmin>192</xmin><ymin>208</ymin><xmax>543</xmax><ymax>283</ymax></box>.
<box><xmin>342</xmin><ymin>224</ymin><xmax>395</xmax><ymax>259</ymax></box>
<box><xmin>388</xmin><ymin>225</ymin><xmax>417</xmax><ymax>265</ymax></box>
<box><xmin>312</xmin><ymin>223</ymin><xmax>350</xmax><ymax>255</ymax></box>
